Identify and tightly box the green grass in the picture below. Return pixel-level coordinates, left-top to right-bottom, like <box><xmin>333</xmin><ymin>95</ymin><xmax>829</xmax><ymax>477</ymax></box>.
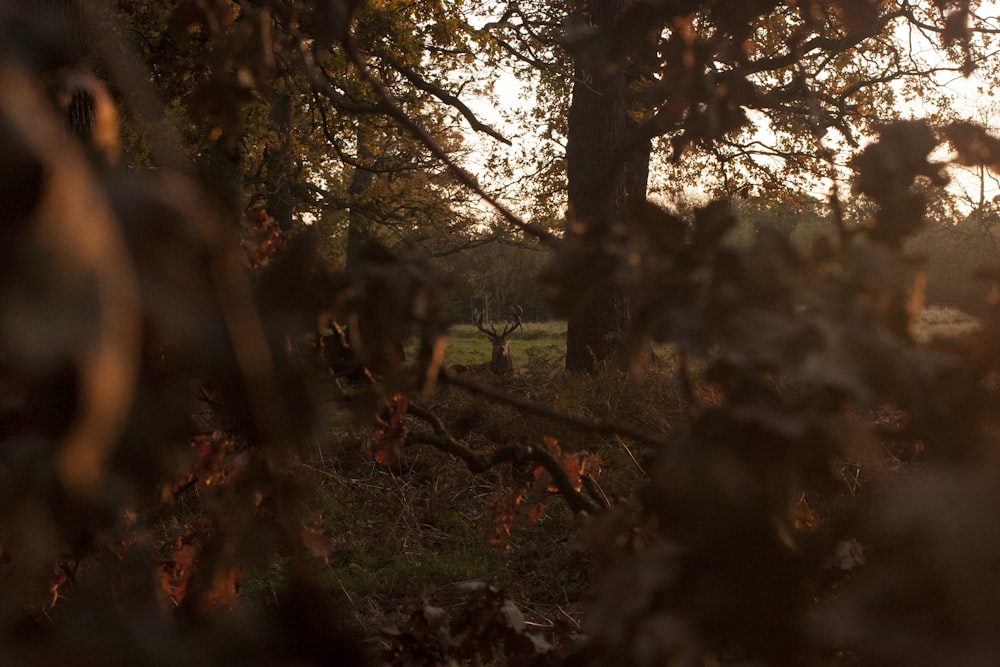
<box><xmin>432</xmin><ymin>306</ymin><xmax>979</xmax><ymax>370</ymax></box>
<box><xmin>317</xmin><ymin>480</ymin><xmax>507</xmax><ymax>598</ymax></box>
<box><xmin>409</xmin><ymin>320</ymin><xmax>567</xmax><ymax>368</ymax></box>
<box><xmin>915</xmin><ymin>306</ymin><xmax>980</xmax><ymax>341</ymax></box>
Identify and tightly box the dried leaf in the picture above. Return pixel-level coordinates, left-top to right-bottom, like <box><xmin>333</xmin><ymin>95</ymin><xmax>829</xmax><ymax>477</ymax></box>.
<box><xmin>490</xmin><ymin>488</ymin><xmax>525</xmax><ymax>552</ymax></box>
<box><xmin>790</xmin><ymin>495</ymin><xmax>822</xmax><ymax>532</ymax></box>
<box><xmin>527</xmin><ymin>502</ymin><xmax>546</xmax><ymax>525</ymax></box>
<box><xmin>943</xmin><ymin>121</ymin><xmax>1000</xmax><ymax>172</ymax></box>
<box><xmin>298</xmin><ymin>524</ymin><xmax>332</xmax><ymax>564</ymax></box>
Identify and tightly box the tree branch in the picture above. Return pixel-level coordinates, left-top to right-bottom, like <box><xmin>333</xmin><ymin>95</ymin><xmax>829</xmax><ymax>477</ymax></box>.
<box><xmin>439</xmin><ymin>367</ymin><xmax>671</xmax><ymax>451</ymax></box>
<box><xmin>376</xmin><ymin>51</ymin><xmax>512</xmax><ymax>146</ymax></box>
<box><xmin>340</xmin><ymin>31</ymin><xmax>557</xmax><ymax>246</ymax></box>
<box><xmin>406</xmin><ymin>403</ymin><xmax>604</xmax><ymax>515</ymax></box>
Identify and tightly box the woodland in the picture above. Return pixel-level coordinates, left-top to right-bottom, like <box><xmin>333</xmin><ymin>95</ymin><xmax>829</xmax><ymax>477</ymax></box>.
<box><xmin>6</xmin><ymin>0</ymin><xmax>1000</xmax><ymax>665</ymax></box>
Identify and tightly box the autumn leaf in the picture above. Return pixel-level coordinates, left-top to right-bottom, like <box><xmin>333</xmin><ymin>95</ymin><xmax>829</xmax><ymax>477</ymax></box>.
<box><xmin>373</xmin><ymin>394</ymin><xmax>409</xmax><ymax>467</ymax></box>
<box><xmin>790</xmin><ymin>495</ymin><xmax>822</xmax><ymax>532</ymax></box>
<box><xmin>298</xmin><ymin>524</ymin><xmax>333</xmax><ymax>565</ymax></box>
<box><xmin>943</xmin><ymin>121</ymin><xmax>1000</xmax><ymax>172</ymax></box>
<box><xmin>490</xmin><ymin>488</ymin><xmax>526</xmax><ymax>552</ymax></box>
<box><xmin>199</xmin><ymin>566</ymin><xmax>244</xmax><ymax>610</ymax></box>
<box><xmin>159</xmin><ymin>543</ymin><xmax>198</xmax><ymax>606</ymax></box>
<box><xmin>47</xmin><ymin>567</ymin><xmax>68</xmax><ymax>608</ymax></box>
<box><xmin>527</xmin><ymin>502</ymin><xmax>546</xmax><ymax>525</ymax></box>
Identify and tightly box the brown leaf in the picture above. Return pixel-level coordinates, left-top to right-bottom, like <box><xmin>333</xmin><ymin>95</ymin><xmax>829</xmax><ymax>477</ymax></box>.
<box><xmin>490</xmin><ymin>488</ymin><xmax>525</xmax><ymax>552</ymax></box>
<box><xmin>527</xmin><ymin>502</ymin><xmax>546</xmax><ymax>525</ymax></box>
<box><xmin>790</xmin><ymin>495</ymin><xmax>822</xmax><ymax>532</ymax></box>
<box><xmin>942</xmin><ymin>7</ymin><xmax>970</xmax><ymax>48</ymax></box>
<box><xmin>831</xmin><ymin>0</ymin><xmax>882</xmax><ymax>35</ymax></box>
<box><xmin>943</xmin><ymin>121</ymin><xmax>1000</xmax><ymax>172</ymax></box>
<box><xmin>298</xmin><ymin>524</ymin><xmax>332</xmax><ymax>564</ymax></box>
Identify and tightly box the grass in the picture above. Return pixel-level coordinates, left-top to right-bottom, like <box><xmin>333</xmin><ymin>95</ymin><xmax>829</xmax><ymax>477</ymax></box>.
<box><xmin>413</xmin><ymin>320</ymin><xmax>567</xmax><ymax>369</ymax></box>
<box><xmin>440</xmin><ymin>307</ymin><xmax>982</xmax><ymax>368</ymax></box>
<box><xmin>914</xmin><ymin>306</ymin><xmax>981</xmax><ymax>342</ymax></box>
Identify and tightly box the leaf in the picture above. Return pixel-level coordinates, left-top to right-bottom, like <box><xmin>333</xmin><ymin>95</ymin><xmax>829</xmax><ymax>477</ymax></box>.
<box><xmin>941</xmin><ymin>6</ymin><xmax>970</xmax><ymax>49</ymax></box>
<box><xmin>490</xmin><ymin>488</ymin><xmax>525</xmax><ymax>552</ymax></box>
<box><xmin>561</xmin><ymin>455</ymin><xmax>583</xmax><ymax>492</ymax></box>
<box><xmin>373</xmin><ymin>394</ymin><xmax>408</xmax><ymax>467</ymax></box>
<box><xmin>298</xmin><ymin>524</ymin><xmax>332</xmax><ymax>564</ymax></box>
<box><xmin>790</xmin><ymin>495</ymin><xmax>822</xmax><ymax>532</ymax></box>
<box><xmin>200</xmin><ymin>565</ymin><xmax>244</xmax><ymax>610</ymax></box>
<box><xmin>831</xmin><ymin>0</ymin><xmax>882</xmax><ymax>35</ymax></box>
<box><xmin>943</xmin><ymin>121</ymin><xmax>1000</xmax><ymax>172</ymax></box>
<box><xmin>527</xmin><ymin>502</ymin><xmax>546</xmax><ymax>525</ymax></box>
<box><xmin>159</xmin><ymin>543</ymin><xmax>198</xmax><ymax>606</ymax></box>
<box><xmin>852</xmin><ymin>120</ymin><xmax>946</xmax><ymax>246</ymax></box>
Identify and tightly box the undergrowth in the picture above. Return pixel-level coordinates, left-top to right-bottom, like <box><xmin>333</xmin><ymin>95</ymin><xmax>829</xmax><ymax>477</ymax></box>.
<box><xmin>268</xmin><ymin>308</ymin><xmax>975</xmax><ymax>656</ymax></box>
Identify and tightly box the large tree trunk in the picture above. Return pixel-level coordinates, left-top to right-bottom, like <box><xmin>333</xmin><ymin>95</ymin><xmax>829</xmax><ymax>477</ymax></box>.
<box><xmin>203</xmin><ymin>138</ymin><xmax>244</xmax><ymax>219</ymax></box>
<box><xmin>564</xmin><ymin>0</ymin><xmax>638</xmax><ymax>372</ymax></box>
<box><xmin>345</xmin><ymin>121</ymin><xmax>376</xmax><ymax>273</ymax></box>
<box><xmin>265</xmin><ymin>90</ymin><xmax>296</xmax><ymax>231</ymax></box>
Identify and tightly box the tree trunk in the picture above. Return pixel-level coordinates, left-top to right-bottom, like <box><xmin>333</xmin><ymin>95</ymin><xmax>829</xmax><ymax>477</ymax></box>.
<box><xmin>345</xmin><ymin>121</ymin><xmax>376</xmax><ymax>273</ymax></box>
<box><xmin>265</xmin><ymin>90</ymin><xmax>296</xmax><ymax>231</ymax></box>
<box><xmin>203</xmin><ymin>137</ymin><xmax>244</xmax><ymax>220</ymax></box>
<box><xmin>564</xmin><ymin>0</ymin><xmax>636</xmax><ymax>373</ymax></box>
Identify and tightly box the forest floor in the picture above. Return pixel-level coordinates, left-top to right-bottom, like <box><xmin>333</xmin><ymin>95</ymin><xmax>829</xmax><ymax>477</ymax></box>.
<box><xmin>242</xmin><ymin>306</ymin><xmax>979</xmax><ymax>658</ymax></box>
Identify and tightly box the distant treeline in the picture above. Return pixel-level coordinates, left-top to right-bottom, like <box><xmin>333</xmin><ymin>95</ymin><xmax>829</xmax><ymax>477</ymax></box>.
<box><xmin>435</xmin><ymin>239</ymin><xmax>554</xmax><ymax>324</ymax></box>
<box><xmin>433</xmin><ymin>197</ymin><xmax>1000</xmax><ymax>327</ymax></box>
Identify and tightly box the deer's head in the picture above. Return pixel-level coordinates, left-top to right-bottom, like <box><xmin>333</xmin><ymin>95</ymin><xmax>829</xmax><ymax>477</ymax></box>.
<box><xmin>474</xmin><ymin>306</ymin><xmax>523</xmax><ymax>375</ymax></box>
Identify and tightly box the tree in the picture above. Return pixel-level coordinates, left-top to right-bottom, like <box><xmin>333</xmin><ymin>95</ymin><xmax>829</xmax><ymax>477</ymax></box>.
<box><xmin>111</xmin><ymin>0</ymin><xmax>506</xmax><ymax>260</ymax></box>
<box><xmin>483</xmin><ymin>0</ymin><xmax>1000</xmax><ymax>370</ymax></box>
<box><xmin>561</xmin><ymin>0</ymin><xmax>632</xmax><ymax>370</ymax></box>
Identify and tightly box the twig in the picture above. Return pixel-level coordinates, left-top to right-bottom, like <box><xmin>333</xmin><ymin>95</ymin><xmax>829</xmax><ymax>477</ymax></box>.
<box><xmin>613</xmin><ymin>434</ymin><xmax>646</xmax><ymax>477</ymax></box>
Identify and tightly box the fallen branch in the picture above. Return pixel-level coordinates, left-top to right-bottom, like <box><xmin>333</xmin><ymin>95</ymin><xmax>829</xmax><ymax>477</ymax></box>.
<box><xmin>406</xmin><ymin>403</ymin><xmax>604</xmax><ymax>515</ymax></box>
<box><xmin>439</xmin><ymin>367</ymin><xmax>672</xmax><ymax>451</ymax></box>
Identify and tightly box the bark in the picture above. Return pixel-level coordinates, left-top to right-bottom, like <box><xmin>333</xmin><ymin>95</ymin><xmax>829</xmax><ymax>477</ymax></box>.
<box><xmin>265</xmin><ymin>90</ymin><xmax>296</xmax><ymax>231</ymax></box>
<box><xmin>202</xmin><ymin>138</ymin><xmax>244</xmax><ymax>219</ymax></box>
<box><xmin>564</xmin><ymin>0</ymin><xmax>637</xmax><ymax>373</ymax></box>
<box><xmin>345</xmin><ymin>121</ymin><xmax>376</xmax><ymax>273</ymax></box>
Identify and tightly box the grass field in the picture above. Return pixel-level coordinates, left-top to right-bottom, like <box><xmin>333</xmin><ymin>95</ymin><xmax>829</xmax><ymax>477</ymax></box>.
<box><xmin>914</xmin><ymin>306</ymin><xmax>981</xmax><ymax>341</ymax></box>
<box><xmin>437</xmin><ymin>320</ymin><xmax>567</xmax><ymax>369</ymax></box>
<box><xmin>439</xmin><ymin>306</ymin><xmax>981</xmax><ymax>368</ymax></box>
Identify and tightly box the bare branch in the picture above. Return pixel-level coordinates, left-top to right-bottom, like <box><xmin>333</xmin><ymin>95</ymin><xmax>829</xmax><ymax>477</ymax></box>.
<box><xmin>439</xmin><ymin>367</ymin><xmax>671</xmax><ymax>451</ymax></box>
<box><xmin>376</xmin><ymin>51</ymin><xmax>512</xmax><ymax>146</ymax></box>
<box><xmin>406</xmin><ymin>403</ymin><xmax>604</xmax><ymax>515</ymax></box>
<box><xmin>340</xmin><ymin>30</ymin><xmax>556</xmax><ymax>245</ymax></box>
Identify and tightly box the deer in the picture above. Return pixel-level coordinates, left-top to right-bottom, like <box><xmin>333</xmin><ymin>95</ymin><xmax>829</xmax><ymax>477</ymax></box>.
<box><xmin>474</xmin><ymin>306</ymin><xmax>523</xmax><ymax>375</ymax></box>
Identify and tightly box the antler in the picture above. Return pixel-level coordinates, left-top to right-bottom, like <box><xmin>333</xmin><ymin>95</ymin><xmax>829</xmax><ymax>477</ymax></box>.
<box><xmin>499</xmin><ymin>305</ymin><xmax>523</xmax><ymax>338</ymax></box>
<box><xmin>474</xmin><ymin>306</ymin><xmax>522</xmax><ymax>339</ymax></box>
<box><xmin>473</xmin><ymin>309</ymin><xmax>499</xmax><ymax>338</ymax></box>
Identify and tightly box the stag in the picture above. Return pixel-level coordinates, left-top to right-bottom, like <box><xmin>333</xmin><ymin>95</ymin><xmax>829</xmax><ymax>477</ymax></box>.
<box><xmin>474</xmin><ymin>306</ymin><xmax>523</xmax><ymax>375</ymax></box>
